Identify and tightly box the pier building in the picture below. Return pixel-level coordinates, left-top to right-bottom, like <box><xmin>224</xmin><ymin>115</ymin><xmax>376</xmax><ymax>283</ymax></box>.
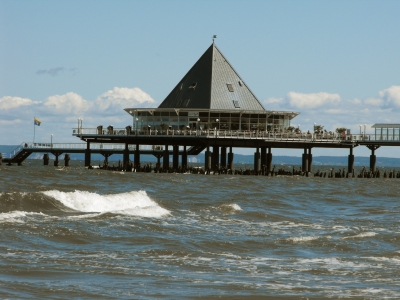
<box><xmin>124</xmin><ymin>42</ymin><xmax>298</xmax><ymax>134</ymax></box>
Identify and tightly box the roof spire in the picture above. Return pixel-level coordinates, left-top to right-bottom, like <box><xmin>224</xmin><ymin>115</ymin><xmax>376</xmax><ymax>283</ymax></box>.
<box><xmin>212</xmin><ymin>35</ymin><xmax>217</xmax><ymax>43</ymax></box>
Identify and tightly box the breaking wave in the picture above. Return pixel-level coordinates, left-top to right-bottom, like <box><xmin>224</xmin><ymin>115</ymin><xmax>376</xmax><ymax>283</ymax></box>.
<box><xmin>0</xmin><ymin>190</ymin><xmax>170</xmax><ymax>218</ymax></box>
<box><xmin>42</xmin><ymin>190</ymin><xmax>170</xmax><ymax>218</ymax></box>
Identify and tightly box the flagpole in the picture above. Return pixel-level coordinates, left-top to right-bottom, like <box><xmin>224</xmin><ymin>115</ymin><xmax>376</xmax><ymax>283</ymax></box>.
<box><xmin>33</xmin><ymin>117</ymin><xmax>35</xmax><ymax>144</ymax></box>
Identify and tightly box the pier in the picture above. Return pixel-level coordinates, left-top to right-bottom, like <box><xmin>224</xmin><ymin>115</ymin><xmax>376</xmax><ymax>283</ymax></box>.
<box><xmin>2</xmin><ymin>43</ymin><xmax>400</xmax><ymax>175</ymax></box>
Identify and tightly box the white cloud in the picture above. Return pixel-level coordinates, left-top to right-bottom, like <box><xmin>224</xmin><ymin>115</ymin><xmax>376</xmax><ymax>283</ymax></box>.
<box><xmin>43</xmin><ymin>92</ymin><xmax>91</xmax><ymax>115</ymax></box>
<box><xmin>287</xmin><ymin>92</ymin><xmax>341</xmax><ymax>108</ymax></box>
<box><xmin>94</xmin><ymin>87</ymin><xmax>155</xmax><ymax>114</ymax></box>
<box><xmin>364</xmin><ymin>97</ymin><xmax>383</xmax><ymax>106</ymax></box>
<box><xmin>379</xmin><ymin>85</ymin><xmax>400</xmax><ymax>108</ymax></box>
<box><xmin>0</xmin><ymin>96</ymin><xmax>36</xmax><ymax>110</ymax></box>
<box><xmin>0</xmin><ymin>87</ymin><xmax>156</xmax><ymax>144</ymax></box>
<box><xmin>0</xmin><ymin>119</ymin><xmax>22</xmax><ymax>125</ymax></box>
<box><xmin>323</xmin><ymin>109</ymin><xmax>346</xmax><ymax>114</ymax></box>
<box><xmin>264</xmin><ymin>97</ymin><xmax>284</xmax><ymax>104</ymax></box>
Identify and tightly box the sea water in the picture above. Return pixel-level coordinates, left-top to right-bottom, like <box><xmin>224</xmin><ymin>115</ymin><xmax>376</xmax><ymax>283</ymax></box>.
<box><xmin>1</xmin><ymin>160</ymin><xmax>399</xmax><ymax>299</ymax></box>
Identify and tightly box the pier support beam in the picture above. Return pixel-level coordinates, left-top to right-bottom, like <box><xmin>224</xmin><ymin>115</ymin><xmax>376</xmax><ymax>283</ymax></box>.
<box><xmin>52</xmin><ymin>152</ymin><xmax>62</xmax><ymax>167</ymax></box>
<box><xmin>0</xmin><ymin>153</ymin><xmax>2</xmax><ymax>166</ymax></box>
<box><xmin>302</xmin><ymin>148</ymin><xmax>308</xmax><ymax>172</ymax></box>
<box><xmin>155</xmin><ymin>155</ymin><xmax>162</xmax><ymax>169</ymax></box>
<box><xmin>221</xmin><ymin>147</ymin><xmax>227</xmax><ymax>168</ymax></box>
<box><xmin>123</xmin><ymin>143</ymin><xmax>129</xmax><ymax>167</ymax></box>
<box><xmin>205</xmin><ymin>147</ymin><xmax>212</xmax><ymax>170</ymax></box>
<box><xmin>260</xmin><ymin>147</ymin><xmax>267</xmax><ymax>175</ymax></box>
<box><xmin>254</xmin><ymin>148</ymin><xmax>261</xmax><ymax>175</ymax></box>
<box><xmin>182</xmin><ymin>146</ymin><xmax>187</xmax><ymax>169</ymax></box>
<box><xmin>85</xmin><ymin>142</ymin><xmax>91</xmax><ymax>167</ymax></box>
<box><xmin>266</xmin><ymin>148</ymin><xmax>272</xmax><ymax>175</ymax></box>
<box><xmin>64</xmin><ymin>154</ymin><xmax>70</xmax><ymax>167</ymax></box>
<box><xmin>173</xmin><ymin>145</ymin><xmax>179</xmax><ymax>170</ymax></box>
<box><xmin>43</xmin><ymin>153</ymin><xmax>49</xmax><ymax>166</ymax></box>
<box><xmin>134</xmin><ymin>144</ymin><xmax>140</xmax><ymax>170</ymax></box>
<box><xmin>228</xmin><ymin>147</ymin><xmax>234</xmax><ymax>171</ymax></box>
<box><xmin>367</xmin><ymin>145</ymin><xmax>380</xmax><ymax>173</ymax></box>
<box><xmin>163</xmin><ymin>145</ymin><xmax>169</xmax><ymax>170</ymax></box>
<box><xmin>308</xmin><ymin>148</ymin><xmax>313</xmax><ymax>173</ymax></box>
<box><xmin>348</xmin><ymin>147</ymin><xmax>354</xmax><ymax>173</ymax></box>
<box><xmin>212</xmin><ymin>146</ymin><xmax>220</xmax><ymax>171</ymax></box>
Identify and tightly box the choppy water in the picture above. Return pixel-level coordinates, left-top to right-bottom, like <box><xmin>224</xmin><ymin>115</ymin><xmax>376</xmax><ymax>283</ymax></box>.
<box><xmin>1</xmin><ymin>160</ymin><xmax>400</xmax><ymax>299</ymax></box>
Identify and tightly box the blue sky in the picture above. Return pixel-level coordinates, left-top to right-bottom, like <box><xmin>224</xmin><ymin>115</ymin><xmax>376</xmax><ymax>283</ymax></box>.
<box><xmin>1</xmin><ymin>0</ymin><xmax>400</xmax><ymax>158</ymax></box>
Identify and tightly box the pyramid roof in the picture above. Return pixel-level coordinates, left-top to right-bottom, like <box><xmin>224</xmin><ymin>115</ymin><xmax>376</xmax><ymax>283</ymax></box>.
<box><xmin>158</xmin><ymin>43</ymin><xmax>266</xmax><ymax>111</ymax></box>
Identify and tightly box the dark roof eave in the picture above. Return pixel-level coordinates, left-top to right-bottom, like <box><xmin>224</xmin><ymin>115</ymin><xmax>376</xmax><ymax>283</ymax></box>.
<box><xmin>124</xmin><ymin>108</ymin><xmax>300</xmax><ymax>119</ymax></box>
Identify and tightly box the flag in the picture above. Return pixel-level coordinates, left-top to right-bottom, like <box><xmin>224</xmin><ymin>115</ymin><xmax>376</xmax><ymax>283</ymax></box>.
<box><xmin>34</xmin><ymin>117</ymin><xmax>41</xmax><ymax>126</ymax></box>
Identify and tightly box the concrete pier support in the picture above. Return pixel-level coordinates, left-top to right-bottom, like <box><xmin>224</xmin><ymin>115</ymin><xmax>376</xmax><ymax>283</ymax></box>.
<box><xmin>163</xmin><ymin>145</ymin><xmax>169</xmax><ymax>170</ymax></box>
<box><xmin>64</xmin><ymin>154</ymin><xmax>70</xmax><ymax>167</ymax></box>
<box><xmin>101</xmin><ymin>153</ymin><xmax>112</xmax><ymax>164</ymax></box>
<box><xmin>134</xmin><ymin>144</ymin><xmax>140</xmax><ymax>170</ymax></box>
<box><xmin>155</xmin><ymin>155</ymin><xmax>162</xmax><ymax>169</ymax></box>
<box><xmin>173</xmin><ymin>145</ymin><xmax>179</xmax><ymax>170</ymax></box>
<box><xmin>348</xmin><ymin>147</ymin><xmax>354</xmax><ymax>173</ymax></box>
<box><xmin>85</xmin><ymin>142</ymin><xmax>91</xmax><ymax>167</ymax></box>
<box><xmin>212</xmin><ymin>146</ymin><xmax>220</xmax><ymax>170</ymax></box>
<box><xmin>368</xmin><ymin>145</ymin><xmax>380</xmax><ymax>173</ymax></box>
<box><xmin>302</xmin><ymin>148</ymin><xmax>308</xmax><ymax>172</ymax></box>
<box><xmin>266</xmin><ymin>148</ymin><xmax>272</xmax><ymax>175</ymax></box>
<box><xmin>307</xmin><ymin>148</ymin><xmax>313</xmax><ymax>173</ymax></box>
<box><xmin>43</xmin><ymin>153</ymin><xmax>49</xmax><ymax>165</ymax></box>
<box><xmin>220</xmin><ymin>147</ymin><xmax>227</xmax><ymax>168</ymax></box>
<box><xmin>205</xmin><ymin>147</ymin><xmax>212</xmax><ymax>170</ymax></box>
<box><xmin>53</xmin><ymin>153</ymin><xmax>60</xmax><ymax>167</ymax></box>
<box><xmin>254</xmin><ymin>148</ymin><xmax>261</xmax><ymax>175</ymax></box>
<box><xmin>181</xmin><ymin>146</ymin><xmax>187</xmax><ymax>169</ymax></box>
<box><xmin>123</xmin><ymin>143</ymin><xmax>129</xmax><ymax>167</ymax></box>
<box><xmin>228</xmin><ymin>147</ymin><xmax>234</xmax><ymax>171</ymax></box>
<box><xmin>260</xmin><ymin>147</ymin><xmax>267</xmax><ymax>175</ymax></box>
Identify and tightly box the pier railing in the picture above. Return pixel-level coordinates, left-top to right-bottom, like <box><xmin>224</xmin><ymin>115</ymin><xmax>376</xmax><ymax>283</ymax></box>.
<box><xmin>72</xmin><ymin>128</ymin><xmax>398</xmax><ymax>143</ymax></box>
<box><xmin>4</xmin><ymin>142</ymin><xmax>186</xmax><ymax>158</ymax></box>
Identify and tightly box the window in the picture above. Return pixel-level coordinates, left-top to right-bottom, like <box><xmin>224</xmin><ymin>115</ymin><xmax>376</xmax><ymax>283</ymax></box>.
<box><xmin>186</xmin><ymin>99</ymin><xmax>191</xmax><ymax>107</ymax></box>
<box><xmin>178</xmin><ymin>99</ymin><xmax>183</xmax><ymax>107</ymax></box>
<box><xmin>180</xmin><ymin>83</ymin><xmax>183</xmax><ymax>90</ymax></box>
<box><xmin>227</xmin><ymin>83</ymin><xmax>234</xmax><ymax>92</ymax></box>
<box><xmin>238</xmin><ymin>80</ymin><xmax>243</xmax><ymax>86</ymax></box>
<box><xmin>189</xmin><ymin>82</ymin><xmax>197</xmax><ymax>90</ymax></box>
<box><xmin>233</xmin><ymin>100</ymin><xmax>240</xmax><ymax>108</ymax></box>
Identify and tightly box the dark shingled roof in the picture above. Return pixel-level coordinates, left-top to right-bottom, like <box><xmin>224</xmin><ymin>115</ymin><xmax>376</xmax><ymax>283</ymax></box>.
<box><xmin>158</xmin><ymin>43</ymin><xmax>266</xmax><ymax>111</ymax></box>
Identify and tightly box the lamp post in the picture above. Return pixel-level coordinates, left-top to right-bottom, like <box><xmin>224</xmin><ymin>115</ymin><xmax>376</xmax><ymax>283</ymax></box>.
<box><xmin>314</xmin><ymin>123</ymin><xmax>316</xmax><ymax>133</ymax></box>
<box><xmin>135</xmin><ymin>118</ymin><xmax>138</xmax><ymax>135</ymax></box>
<box><xmin>77</xmin><ymin>118</ymin><xmax>83</xmax><ymax>136</ymax></box>
<box><xmin>364</xmin><ymin>124</ymin><xmax>366</xmax><ymax>140</ymax></box>
<box><xmin>51</xmin><ymin>134</ymin><xmax>53</xmax><ymax>149</ymax></box>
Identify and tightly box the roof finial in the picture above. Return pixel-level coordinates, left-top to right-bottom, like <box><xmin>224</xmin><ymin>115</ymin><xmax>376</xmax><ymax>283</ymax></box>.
<box><xmin>212</xmin><ymin>35</ymin><xmax>217</xmax><ymax>43</ymax></box>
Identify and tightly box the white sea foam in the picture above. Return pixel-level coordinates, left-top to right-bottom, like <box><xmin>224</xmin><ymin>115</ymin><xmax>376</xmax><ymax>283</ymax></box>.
<box><xmin>0</xmin><ymin>211</ymin><xmax>45</xmax><ymax>223</ymax></box>
<box><xmin>42</xmin><ymin>190</ymin><xmax>170</xmax><ymax>218</ymax></box>
<box><xmin>221</xmin><ymin>204</ymin><xmax>242</xmax><ymax>211</ymax></box>
<box><xmin>342</xmin><ymin>232</ymin><xmax>377</xmax><ymax>240</ymax></box>
<box><xmin>0</xmin><ymin>211</ymin><xmax>27</xmax><ymax>223</ymax></box>
<box><xmin>286</xmin><ymin>236</ymin><xmax>319</xmax><ymax>243</ymax></box>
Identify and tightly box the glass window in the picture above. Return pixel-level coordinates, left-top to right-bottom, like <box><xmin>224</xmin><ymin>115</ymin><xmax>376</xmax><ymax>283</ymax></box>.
<box><xmin>227</xmin><ymin>84</ymin><xmax>234</xmax><ymax>92</ymax></box>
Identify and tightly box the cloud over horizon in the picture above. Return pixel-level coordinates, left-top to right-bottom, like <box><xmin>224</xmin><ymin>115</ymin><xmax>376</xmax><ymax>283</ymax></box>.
<box><xmin>262</xmin><ymin>85</ymin><xmax>400</xmax><ymax>133</ymax></box>
<box><xmin>1</xmin><ymin>85</ymin><xmax>399</xmax><ymax>144</ymax></box>
<box><xmin>0</xmin><ymin>87</ymin><xmax>157</xmax><ymax>143</ymax></box>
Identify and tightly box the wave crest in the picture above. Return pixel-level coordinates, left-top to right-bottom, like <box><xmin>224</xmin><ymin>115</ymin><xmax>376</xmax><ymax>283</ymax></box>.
<box><xmin>42</xmin><ymin>190</ymin><xmax>170</xmax><ymax>218</ymax></box>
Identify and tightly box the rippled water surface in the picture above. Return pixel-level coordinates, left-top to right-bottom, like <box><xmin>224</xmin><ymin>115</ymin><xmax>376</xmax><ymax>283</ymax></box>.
<box><xmin>1</xmin><ymin>160</ymin><xmax>400</xmax><ymax>299</ymax></box>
